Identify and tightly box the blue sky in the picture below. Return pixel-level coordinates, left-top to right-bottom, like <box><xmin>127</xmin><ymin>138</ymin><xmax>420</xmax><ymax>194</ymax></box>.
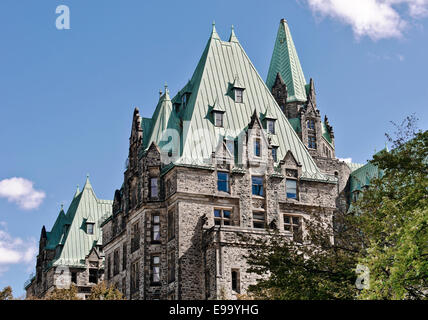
<box><xmin>0</xmin><ymin>0</ymin><xmax>427</xmax><ymax>297</ymax></box>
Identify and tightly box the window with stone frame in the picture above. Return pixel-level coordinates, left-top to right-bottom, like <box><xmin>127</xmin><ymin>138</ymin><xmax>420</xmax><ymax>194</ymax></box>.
<box><xmin>150</xmin><ymin>177</ymin><xmax>159</xmax><ymax>198</ymax></box>
<box><xmin>283</xmin><ymin>215</ymin><xmax>302</xmax><ymax>242</ymax></box>
<box><xmin>217</xmin><ymin>171</ymin><xmax>230</xmax><ymax>193</ymax></box>
<box><xmin>226</xmin><ymin>140</ymin><xmax>235</xmax><ymax>157</ymax></box>
<box><xmin>151</xmin><ymin>255</ymin><xmax>161</xmax><ymax>285</ymax></box>
<box><xmin>253</xmin><ymin>211</ymin><xmax>266</xmax><ymax>229</ymax></box>
<box><xmin>214</xmin><ymin>208</ymin><xmax>232</xmax><ymax>226</ymax></box>
<box><xmin>89</xmin><ymin>269</ymin><xmax>98</xmax><ymax>284</ymax></box>
<box><xmin>113</xmin><ymin>249</ymin><xmax>120</xmax><ymax>276</ymax></box>
<box><xmin>168</xmin><ymin>251</ymin><xmax>175</xmax><ymax>283</ymax></box>
<box><xmin>254</xmin><ymin>138</ymin><xmax>261</xmax><ymax>157</ymax></box>
<box><xmin>131</xmin><ymin>222</ymin><xmax>140</xmax><ymax>253</ymax></box>
<box><xmin>122</xmin><ymin>243</ymin><xmax>127</xmax><ymax>271</ymax></box>
<box><xmin>307</xmin><ymin>119</ymin><xmax>315</xmax><ymax>130</ymax></box>
<box><xmin>286</xmin><ymin>179</ymin><xmax>298</xmax><ymax>199</ymax></box>
<box><xmin>231</xmin><ymin>269</ymin><xmax>241</xmax><ymax>293</ymax></box>
<box><xmin>152</xmin><ymin>214</ymin><xmax>161</xmax><ymax>243</ymax></box>
<box><xmin>168</xmin><ymin>209</ymin><xmax>175</xmax><ymax>241</ymax></box>
<box><xmin>252</xmin><ymin>176</ymin><xmax>264</xmax><ymax>196</ymax></box>
<box><xmin>130</xmin><ymin>260</ymin><xmax>140</xmax><ymax>293</ymax></box>
<box><xmin>272</xmin><ymin>147</ymin><xmax>278</xmax><ymax>162</ymax></box>
<box><xmin>71</xmin><ymin>271</ymin><xmax>77</xmax><ymax>284</ymax></box>
<box><xmin>308</xmin><ymin>135</ymin><xmax>317</xmax><ymax>149</ymax></box>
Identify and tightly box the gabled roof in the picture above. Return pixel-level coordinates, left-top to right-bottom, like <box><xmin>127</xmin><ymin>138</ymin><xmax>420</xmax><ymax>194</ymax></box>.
<box><xmin>350</xmin><ymin>151</ymin><xmax>386</xmax><ymax>193</ymax></box>
<box><xmin>266</xmin><ymin>19</ymin><xmax>307</xmax><ymax>103</ymax></box>
<box><xmin>47</xmin><ymin>176</ymin><xmax>112</xmax><ymax>268</ymax></box>
<box><xmin>145</xmin><ymin>24</ymin><xmax>331</xmax><ymax>182</ymax></box>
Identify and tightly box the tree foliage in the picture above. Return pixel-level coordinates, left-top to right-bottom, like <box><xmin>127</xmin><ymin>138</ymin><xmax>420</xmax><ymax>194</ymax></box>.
<box><xmin>0</xmin><ymin>286</ymin><xmax>13</xmax><ymax>300</ymax></box>
<box><xmin>245</xmin><ymin>115</ymin><xmax>427</xmax><ymax>300</ymax></box>
<box><xmin>354</xmin><ymin>116</ymin><xmax>428</xmax><ymax>299</ymax></box>
<box><xmin>87</xmin><ymin>281</ymin><xmax>124</xmax><ymax>300</ymax></box>
<box><xmin>44</xmin><ymin>284</ymin><xmax>81</xmax><ymax>300</ymax></box>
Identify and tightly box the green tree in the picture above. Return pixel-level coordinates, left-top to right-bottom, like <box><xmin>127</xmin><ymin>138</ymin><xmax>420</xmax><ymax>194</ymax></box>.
<box><xmin>244</xmin><ymin>205</ymin><xmax>361</xmax><ymax>299</ymax></box>
<box><xmin>0</xmin><ymin>286</ymin><xmax>13</xmax><ymax>300</ymax></box>
<box><xmin>354</xmin><ymin>117</ymin><xmax>428</xmax><ymax>299</ymax></box>
<box><xmin>87</xmin><ymin>281</ymin><xmax>124</xmax><ymax>300</ymax></box>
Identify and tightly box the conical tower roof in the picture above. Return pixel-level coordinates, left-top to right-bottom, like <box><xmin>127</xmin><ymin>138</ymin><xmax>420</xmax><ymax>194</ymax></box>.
<box><xmin>266</xmin><ymin>19</ymin><xmax>307</xmax><ymax>103</ymax></box>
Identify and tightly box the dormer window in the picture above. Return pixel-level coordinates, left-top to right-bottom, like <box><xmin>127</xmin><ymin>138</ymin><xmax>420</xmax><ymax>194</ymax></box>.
<box><xmin>86</xmin><ymin>223</ymin><xmax>94</xmax><ymax>235</ymax></box>
<box><xmin>307</xmin><ymin>119</ymin><xmax>315</xmax><ymax>130</ymax></box>
<box><xmin>150</xmin><ymin>177</ymin><xmax>159</xmax><ymax>198</ymax></box>
<box><xmin>267</xmin><ymin>119</ymin><xmax>276</xmax><ymax>134</ymax></box>
<box><xmin>234</xmin><ymin>88</ymin><xmax>244</xmax><ymax>103</ymax></box>
<box><xmin>214</xmin><ymin>112</ymin><xmax>223</xmax><ymax>127</ymax></box>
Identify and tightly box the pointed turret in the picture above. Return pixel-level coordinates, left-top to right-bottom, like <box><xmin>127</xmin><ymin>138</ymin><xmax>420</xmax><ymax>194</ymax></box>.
<box><xmin>211</xmin><ymin>21</ymin><xmax>220</xmax><ymax>40</ymax></box>
<box><xmin>266</xmin><ymin>19</ymin><xmax>307</xmax><ymax>103</ymax></box>
<box><xmin>228</xmin><ymin>25</ymin><xmax>239</xmax><ymax>43</ymax></box>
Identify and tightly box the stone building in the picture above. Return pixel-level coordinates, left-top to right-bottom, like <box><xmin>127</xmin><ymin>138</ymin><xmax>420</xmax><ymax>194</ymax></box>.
<box><xmin>25</xmin><ymin>177</ymin><xmax>113</xmax><ymax>299</ymax></box>
<box><xmin>101</xmin><ymin>19</ymin><xmax>363</xmax><ymax>300</ymax></box>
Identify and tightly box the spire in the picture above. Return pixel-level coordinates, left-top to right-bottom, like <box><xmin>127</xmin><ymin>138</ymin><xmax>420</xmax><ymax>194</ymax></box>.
<box><xmin>229</xmin><ymin>25</ymin><xmax>239</xmax><ymax>43</ymax></box>
<box><xmin>211</xmin><ymin>21</ymin><xmax>220</xmax><ymax>40</ymax></box>
<box><xmin>83</xmin><ymin>174</ymin><xmax>92</xmax><ymax>190</ymax></box>
<box><xmin>164</xmin><ymin>82</ymin><xmax>170</xmax><ymax>100</ymax></box>
<box><xmin>266</xmin><ymin>19</ymin><xmax>307</xmax><ymax>103</ymax></box>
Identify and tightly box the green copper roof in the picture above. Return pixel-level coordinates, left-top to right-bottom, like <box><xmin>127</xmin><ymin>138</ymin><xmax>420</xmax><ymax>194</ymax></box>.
<box><xmin>145</xmin><ymin>24</ymin><xmax>332</xmax><ymax>182</ymax></box>
<box><xmin>350</xmin><ymin>159</ymin><xmax>385</xmax><ymax>193</ymax></box>
<box><xmin>47</xmin><ymin>177</ymin><xmax>112</xmax><ymax>268</ymax></box>
<box><xmin>266</xmin><ymin>19</ymin><xmax>307</xmax><ymax>103</ymax></box>
<box><xmin>346</xmin><ymin>162</ymin><xmax>364</xmax><ymax>172</ymax></box>
<box><xmin>288</xmin><ymin>117</ymin><xmax>301</xmax><ymax>133</ymax></box>
<box><xmin>322</xmin><ymin>122</ymin><xmax>333</xmax><ymax>145</ymax></box>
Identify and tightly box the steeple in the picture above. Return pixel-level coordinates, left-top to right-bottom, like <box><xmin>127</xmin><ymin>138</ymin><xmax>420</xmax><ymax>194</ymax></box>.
<box><xmin>266</xmin><ymin>19</ymin><xmax>307</xmax><ymax>103</ymax></box>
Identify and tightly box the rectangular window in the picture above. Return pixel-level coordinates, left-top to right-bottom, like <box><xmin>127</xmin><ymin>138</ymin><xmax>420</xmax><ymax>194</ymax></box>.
<box><xmin>226</xmin><ymin>140</ymin><xmax>234</xmax><ymax>157</ymax></box>
<box><xmin>307</xmin><ymin>119</ymin><xmax>315</xmax><ymax>130</ymax></box>
<box><xmin>284</xmin><ymin>215</ymin><xmax>302</xmax><ymax>242</ymax></box>
<box><xmin>231</xmin><ymin>269</ymin><xmax>240</xmax><ymax>293</ymax></box>
<box><xmin>130</xmin><ymin>261</ymin><xmax>140</xmax><ymax>293</ymax></box>
<box><xmin>272</xmin><ymin>147</ymin><xmax>278</xmax><ymax>162</ymax></box>
<box><xmin>113</xmin><ymin>249</ymin><xmax>120</xmax><ymax>276</ymax></box>
<box><xmin>286</xmin><ymin>179</ymin><xmax>297</xmax><ymax>199</ymax></box>
<box><xmin>151</xmin><ymin>255</ymin><xmax>161</xmax><ymax>285</ymax></box>
<box><xmin>254</xmin><ymin>138</ymin><xmax>261</xmax><ymax>157</ymax></box>
<box><xmin>308</xmin><ymin>135</ymin><xmax>317</xmax><ymax>149</ymax></box>
<box><xmin>235</xmin><ymin>89</ymin><xmax>243</xmax><ymax>103</ymax></box>
<box><xmin>86</xmin><ymin>223</ymin><xmax>94</xmax><ymax>235</ymax></box>
<box><xmin>122</xmin><ymin>243</ymin><xmax>127</xmax><ymax>271</ymax></box>
<box><xmin>168</xmin><ymin>251</ymin><xmax>175</xmax><ymax>283</ymax></box>
<box><xmin>152</xmin><ymin>214</ymin><xmax>160</xmax><ymax>242</ymax></box>
<box><xmin>217</xmin><ymin>172</ymin><xmax>230</xmax><ymax>193</ymax></box>
<box><xmin>131</xmin><ymin>222</ymin><xmax>140</xmax><ymax>253</ymax></box>
<box><xmin>168</xmin><ymin>209</ymin><xmax>175</xmax><ymax>241</ymax></box>
<box><xmin>267</xmin><ymin>120</ymin><xmax>276</xmax><ymax>134</ymax></box>
<box><xmin>253</xmin><ymin>211</ymin><xmax>265</xmax><ymax>229</ymax></box>
<box><xmin>71</xmin><ymin>271</ymin><xmax>77</xmax><ymax>284</ymax></box>
<box><xmin>150</xmin><ymin>178</ymin><xmax>158</xmax><ymax>198</ymax></box>
<box><xmin>214</xmin><ymin>209</ymin><xmax>232</xmax><ymax>226</ymax></box>
<box><xmin>252</xmin><ymin>176</ymin><xmax>264</xmax><ymax>196</ymax></box>
<box><xmin>89</xmin><ymin>269</ymin><xmax>97</xmax><ymax>284</ymax></box>
<box><xmin>214</xmin><ymin>112</ymin><xmax>223</xmax><ymax>127</ymax></box>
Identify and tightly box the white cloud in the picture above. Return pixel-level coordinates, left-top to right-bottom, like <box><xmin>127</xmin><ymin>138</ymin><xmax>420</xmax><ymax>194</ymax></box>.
<box><xmin>306</xmin><ymin>0</ymin><xmax>428</xmax><ymax>40</ymax></box>
<box><xmin>338</xmin><ymin>157</ymin><xmax>352</xmax><ymax>163</ymax></box>
<box><xmin>0</xmin><ymin>177</ymin><xmax>45</xmax><ymax>210</ymax></box>
<box><xmin>0</xmin><ymin>224</ymin><xmax>37</xmax><ymax>267</ymax></box>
